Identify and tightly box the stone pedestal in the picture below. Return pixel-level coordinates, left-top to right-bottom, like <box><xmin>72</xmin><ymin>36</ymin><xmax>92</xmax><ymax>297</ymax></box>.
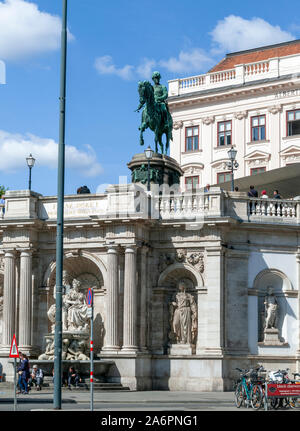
<box><xmin>168</xmin><ymin>344</ymin><xmax>194</xmax><ymax>355</ymax></box>
<box><xmin>259</xmin><ymin>328</ymin><xmax>287</xmax><ymax>346</ymax></box>
<box><xmin>127</xmin><ymin>153</ymin><xmax>183</xmax><ymax>189</ymax></box>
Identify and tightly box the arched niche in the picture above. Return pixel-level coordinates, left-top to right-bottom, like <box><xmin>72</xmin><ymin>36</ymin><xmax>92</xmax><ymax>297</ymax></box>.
<box><xmin>158</xmin><ymin>262</ymin><xmax>204</xmax><ymax>290</ymax></box>
<box><xmin>43</xmin><ymin>252</ymin><xmax>107</xmax><ymax>290</ymax></box>
<box><xmin>253</xmin><ymin>268</ymin><xmax>293</xmax><ymax>343</ymax></box>
<box><xmin>42</xmin><ymin>253</ymin><xmax>107</xmax><ymax>350</ymax></box>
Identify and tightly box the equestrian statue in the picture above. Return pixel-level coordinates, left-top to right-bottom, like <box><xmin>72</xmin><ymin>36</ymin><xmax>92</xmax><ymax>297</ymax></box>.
<box><xmin>135</xmin><ymin>71</ymin><xmax>173</xmax><ymax>155</ymax></box>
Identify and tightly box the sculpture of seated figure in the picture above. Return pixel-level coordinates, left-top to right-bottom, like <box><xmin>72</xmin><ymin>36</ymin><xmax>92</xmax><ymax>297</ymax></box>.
<box><xmin>65</xmin><ymin>279</ymin><xmax>89</xmax><ymax>332</ymax></box>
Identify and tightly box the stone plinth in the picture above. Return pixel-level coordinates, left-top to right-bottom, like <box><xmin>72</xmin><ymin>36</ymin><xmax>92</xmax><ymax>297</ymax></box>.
<box><xmin>168</xmin><ymin>344</ymin><xmax>194</xmax><ymax>355</ymax></box>
<box><xmin>259</xmin><ymin>328</ymin><xmax>287</xmax><ymax>346</ymax></box>
<box><xmin>127</xmin><ymin>153</ymin><xmax>183</xmax><ymax>189</ymax></box>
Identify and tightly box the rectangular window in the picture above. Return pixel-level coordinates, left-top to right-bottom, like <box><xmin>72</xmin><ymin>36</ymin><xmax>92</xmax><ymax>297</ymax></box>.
<box><xmin>217</xmin><ymin>172</ymin><xmax>231</xmax><ymax>184</ymax></box>
<box><xmin>185</xmin><ymin>126</ymin><xmax>199</xmax><ymax>151</ymax></box>
<box><xmin>218</xmin><ymin>121</ymin><xmax>232</xmax><ymax>146</ymax></box>
<box><xmin>251</xmin><ymin>115</ymin><xmax>266</xmax><ymax>141</ymax></box>
<box><xmin>250</xmin><ymin>167</ymin><xmax>266</xmax><ymax>175</ymax></box>
<box><xmin>287</xmin><ymin>110</ymin><xmax>300</xmax><ymax>136</ymax></box>
<box><xmin>185</xmin><ymin>176</ymin><xmax>199</xmax><ymax>190</ymax></box>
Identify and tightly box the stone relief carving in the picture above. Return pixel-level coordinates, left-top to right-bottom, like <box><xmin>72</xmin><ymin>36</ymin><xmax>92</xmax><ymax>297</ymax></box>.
<box><xmin>234</xmin><ymin>111</ymin><xmax>248</xmax><ymax>120</ymax></box>
<box><xmin>38</xmin><ymin>334</ymin><xmax>89</xmax><ymax>361</ymax></box>
<box><xmin>202</xmin><ymin>116</ymin><xmax>215</xmax><ymax>125</ymax></box>
<box><xmin>175</xmin><ymin>249</ymin><xmax>186</xmax><ymax>263</ymax></box>
<box><xmin>169</xmin><ymin>280</ymin><xmax>197</xmax><ymax>345</ymax></box>
<box><xmin>268</xmin><ymin>105</ymin><xmax>282</xmax><ymax>115</ymax></box>
<box><xmin>0</xmin><ymin>258</ymin><xmax>4</xmax><ymax>273</ymax></box>
<box><xmin>173</xmin><ymin>120</ymin><xmax>183</xmax><ymax>130</ymax></box>
<box><xmin>187</xmin><ymin>252</ymin><xmax>204</xmax><ymax>273</ymax></box>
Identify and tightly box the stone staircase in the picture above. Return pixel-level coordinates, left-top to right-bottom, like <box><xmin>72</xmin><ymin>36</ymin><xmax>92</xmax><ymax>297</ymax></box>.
<box><xmin>0</xmin><ymin>380</ymin><xmax>130</xmax><ymax>392</ymax></box>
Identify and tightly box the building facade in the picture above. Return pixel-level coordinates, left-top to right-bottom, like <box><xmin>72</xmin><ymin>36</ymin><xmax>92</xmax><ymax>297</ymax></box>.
<box><xmin>0</xmin><ymin>187</ymin><xmax>300</xmax><ymax>391</ymax></box>
<box><xmin>168</xmin><ymin>39</ymin><xmax>300</xmax><ymax>189</ymax></box>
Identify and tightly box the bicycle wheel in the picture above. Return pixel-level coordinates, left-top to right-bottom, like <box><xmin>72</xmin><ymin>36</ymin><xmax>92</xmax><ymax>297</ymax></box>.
<box><xmin>289</xmin><ymin>398</ymin><xmax>300</xmax><ymax>409</ymax></box>
<box><xmin>234</xmin><ymin>382</ymin><xmax>245</xmax><ymax>408</ymax></box>
<box><xmin>270</xmin><ymin>398</ymin><xmax>280</xmax><ymax>409</ymax></box>
<box><xmin>251</xmin><ymin>384</ymin><xmax>264</xmax><ymax>410</ymax></box>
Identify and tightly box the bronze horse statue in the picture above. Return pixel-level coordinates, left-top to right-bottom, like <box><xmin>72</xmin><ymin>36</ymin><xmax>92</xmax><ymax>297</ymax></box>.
<box><xmin>136</xmin><ymin>80</ymin><xmax>173</xmax><ymax>155</ymax></box>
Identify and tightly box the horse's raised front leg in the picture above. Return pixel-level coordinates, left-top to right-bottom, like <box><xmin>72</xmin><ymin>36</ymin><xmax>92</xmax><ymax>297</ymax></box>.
<box><xmin>139</xmin><ymin>122</ymin><xmax>147</xmax><ymax>146</ymax></box>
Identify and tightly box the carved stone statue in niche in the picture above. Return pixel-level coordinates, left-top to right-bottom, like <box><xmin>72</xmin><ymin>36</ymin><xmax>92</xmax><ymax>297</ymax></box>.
<box><xmin>259</xmin><ymin>286</ymin><xmax>286</xmax><ymax>346</ymax></box>
<box><xmin>264</xmin><ymin>286</ymin><xmax>279</xmax><ymax>329</ymax></box>
<box><xmin>169</xmin><ymin>280</ymin><xmax>197</xmax><ymax>346</ymax></box>
<box><xmin>47</xmin><ymin>270</ymin><xmax>72</xmax><ymax>333</ymax></box>
<box><xmin>65</xmin><ymin>278</ymin><xmax>89</xmax><ymax>332</ymax></box>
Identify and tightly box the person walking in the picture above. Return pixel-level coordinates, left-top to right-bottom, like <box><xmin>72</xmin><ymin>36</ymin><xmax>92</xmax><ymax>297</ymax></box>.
<box><xmin>17</xmin><ymin>353</ymin><xmax>30</xmax><ymax>394</ymax></box>
<box><xmin>28</xmin><ymin>365</ymin><xmax>44</xmax><ymax>391</ymax></box>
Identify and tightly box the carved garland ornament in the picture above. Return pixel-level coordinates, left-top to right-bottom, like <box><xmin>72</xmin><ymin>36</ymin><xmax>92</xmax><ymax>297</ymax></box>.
<box><xmin>173</xmin><ymin>120</ymin><xmax>184</xmax><ymax>130</ymax></box>
<box><xmin>234</xmin><ymin>111</ymin><xmax>248</xmax><ymax>120</ymax></box>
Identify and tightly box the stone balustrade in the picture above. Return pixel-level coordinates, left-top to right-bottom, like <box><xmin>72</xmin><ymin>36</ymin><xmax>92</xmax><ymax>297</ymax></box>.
<box><xmin>2</xmin><ymin>188</ymin><xmax>300</xmax><ymax>226</ymax></box>
<box><xmin>247</xmin><ymin>197</ymin><xmax>298</xmax><ymax>219</ymax></box>
<box><xmin>168</xmin><ymin>56</ymin><xmax>289</xmax><ymax>96</ymax></box>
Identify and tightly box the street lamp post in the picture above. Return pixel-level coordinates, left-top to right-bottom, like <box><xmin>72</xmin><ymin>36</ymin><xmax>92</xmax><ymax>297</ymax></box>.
<box><xmin>226</xmin><ymin>147</ymin><xmax>239</xmax><ymax>191</ymax></box>
<box><xmin>26</xmin><ymin>154</ymin><xmax>36</xmax><ymax>191</ymax></box>
<box><xmin>144</xmin><ymin>146</ymin><xmax>154</xmax><ymax>217</ymax></box>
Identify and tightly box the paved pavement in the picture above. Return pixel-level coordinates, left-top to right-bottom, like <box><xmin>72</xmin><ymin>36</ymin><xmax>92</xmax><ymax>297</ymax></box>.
<box><xmin>0</xmin><ymin>388</ymin><xmax>242</xmax><ymax>411</ymax></box>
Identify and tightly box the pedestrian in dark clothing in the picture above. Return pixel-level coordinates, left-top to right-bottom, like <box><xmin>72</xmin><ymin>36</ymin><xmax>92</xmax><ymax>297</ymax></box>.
<box><xmin>273</xmin><ymin>190</ymin><xmax>282</xmax><ymax>199</ymax></box>
<box><xmin>234</xmin><ymin>186</ymin><xmax>239</xmax><ymax>192</ymax></box>
<box><xmin>67</xmin><ymin>366</ymin><xmax>81</xmax><ymax>389</ymax></box>
<box><xmin>248</xmin><ymin>185</ymin><xmax>258</xmax><ymax>198</ymax></box>
<box><xmin>77</xmin><ymin>185</ymin><xmax>90</xmax><ymax>194</ymax></box>
<box><xmin>17</xmin><ymin>353</ymin><xmax>30</xmax><ymax>394</ymax></box>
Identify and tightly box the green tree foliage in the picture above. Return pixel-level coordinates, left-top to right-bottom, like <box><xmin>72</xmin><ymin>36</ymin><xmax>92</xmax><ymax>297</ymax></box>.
<box><xmin>0</xmin><ymin>185</ymin><xmax>8</xmax><ymax>196</ymax></box>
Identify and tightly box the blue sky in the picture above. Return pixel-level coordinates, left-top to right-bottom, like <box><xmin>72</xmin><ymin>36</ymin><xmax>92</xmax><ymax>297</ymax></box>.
<box><xmin>0</xmin><ymin>0</ymin><xmax>300</xmax><ymax>196</ymax></box>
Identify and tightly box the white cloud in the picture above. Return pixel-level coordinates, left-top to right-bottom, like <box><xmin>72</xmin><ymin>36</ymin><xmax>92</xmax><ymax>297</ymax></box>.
<box><xmin>94</xmin><ymin>55</ymin><xmax>134</xmax><ymax>80</ymax></box>
<box><xmin>160</xmin><ymin>48</ymin><xmax>212</xmax><ymax>74</ymax></box>
<box><xmin>210</xmin><ymin>15</ymin><xmax>295</xmax><ymax>53</ymax></box>
<box><xmin>0</xmin><ymin>130</ymin><xmax>102</xmax><ymax>177</ymax></box>
<box><xmin>0</xmin><ymin>0</ymin><xmax>74</xmax><ymax>61</ymax></box>
<box><xmin>137</xmin><ymin>58</ymin><xmax>157</xmax><ymax>79</ymax></box>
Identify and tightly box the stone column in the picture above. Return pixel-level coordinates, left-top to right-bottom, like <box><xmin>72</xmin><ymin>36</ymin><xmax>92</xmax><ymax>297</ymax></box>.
<box><xmin>102</xmin><ymin>245</ymin><xmax>120</xmax><ymax>352</ymax></box>
<box><xmin>140</xmin><ymin>246</ymin><xmax>148</xmax><ymax>352</ymax></box>
<box><xmin>0</xmin><ymin>250</ymin><xmax>16</xmax><ymax>353</ymax></box>
<box><xmin>195</xmin><ymin>285</ymin><xmax>208</xmax><ymax>354</ymax></box>
<box><xmin>122</xmin><ymin>246</ymin><xmax>138</xmax><ymax>353</ymax></box>
<box><xmin>18</xmin><ymin>250</ymin><xmax>33</xmax><ymax>353</ymax></box>
<box><xmin>203</xmin><ymin>246</ymin><xmax>225</xmax><ymax>355</ymax></box>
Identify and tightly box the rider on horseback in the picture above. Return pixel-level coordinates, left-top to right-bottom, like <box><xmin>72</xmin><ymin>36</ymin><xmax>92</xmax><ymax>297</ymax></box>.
<box><xmin>152</xmin><ymin>71</ymin><xmax>169</xmax><ymax>123</ymax></box>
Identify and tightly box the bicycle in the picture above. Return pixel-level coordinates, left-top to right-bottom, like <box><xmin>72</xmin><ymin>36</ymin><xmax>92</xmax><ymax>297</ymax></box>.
<box><xmin>288</xmin><ymin>372</ymin><xmax>300</xmax><ymax>409</ymax></box>
<box><xmin>267</xmin><ymin>368</ymin><xmax>291</xmax><ymax>409</ymax></box>
<box><xmin>234</xmin><ymin>367</ymin><xmax>264</xmax><ymax>409</ymax></box>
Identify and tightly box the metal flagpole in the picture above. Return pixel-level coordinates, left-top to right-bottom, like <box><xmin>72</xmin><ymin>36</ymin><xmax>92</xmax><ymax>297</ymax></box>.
<box><xmin>54</xmin><ymin>0</ymin><xmax>68</xmax><ymax>410</ymax></box>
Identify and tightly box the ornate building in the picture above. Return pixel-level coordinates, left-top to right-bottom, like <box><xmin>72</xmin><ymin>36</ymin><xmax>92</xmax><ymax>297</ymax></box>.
<box><xmin>168</xmin><ymin>39</ymin><xmax>300</xmax><ymax>189</ymax></box>
<box><xmin>0</xmin><ymin>185</ymin><xmax>299</xmax><ymax>391</ymax></box>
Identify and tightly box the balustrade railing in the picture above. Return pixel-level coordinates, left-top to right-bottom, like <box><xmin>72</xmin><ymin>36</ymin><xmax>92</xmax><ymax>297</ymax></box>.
<box><xmin>154</xmin><ymin>192</ymin><xmax>210</xmax><ymax>220</ymax></box>
<box><xmin>209</xmin><ymin>69</ymin><xmax>236</xmax><ymax>84</ymax></box>
<box><xmin>247</xmin><ymin>198</ymin><xmax>297</xmax><ymax>219</ymax></box>
<box><xmin>244</xmin><ymin>60</ymin><xmax>269</xmax><ymax>77</ymax></box>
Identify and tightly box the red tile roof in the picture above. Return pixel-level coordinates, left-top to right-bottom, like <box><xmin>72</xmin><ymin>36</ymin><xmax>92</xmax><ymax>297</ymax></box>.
<box><xmin>209</xmin><ymin>39</ymin><xmax>300</xmax><ymax>72</ymax></box>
